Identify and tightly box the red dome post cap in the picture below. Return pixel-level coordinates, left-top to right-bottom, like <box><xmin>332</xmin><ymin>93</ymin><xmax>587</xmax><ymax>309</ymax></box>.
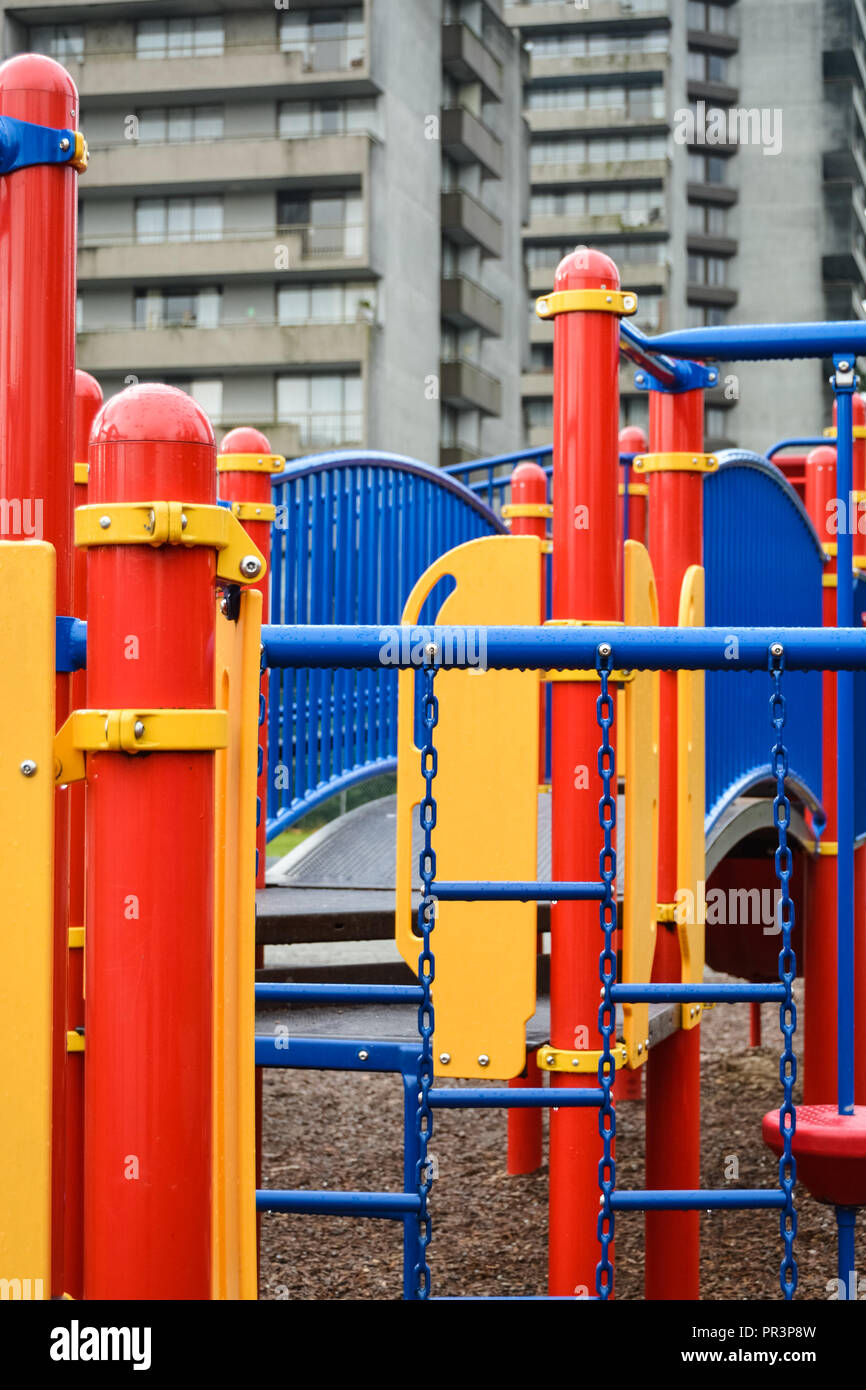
<box><xmin>511</xmin><ymin>460</ymin><xmax>548</xmax><ymax>490</ymax></box>
<box><xmin>75</xmin><ymin>369</ymin><xmax>103</xmax><ymax>404</ymax></box>
<box><xmin>619</xmin><ymin>425</ymin><xmax>648</xmax><ymax>454</ymax></box>
<box><xmin>554</xmin><ymin>244</ymin><xmax>621</xmax><ymax>292</ymax></box>
<box><xmin>219</xmin><ymin>426</ymin><xmax>272</xmax><ymax>455</ymax></box>
<box><xmin>762</xmin><ymin>1105</ymin><xmax>866</xmax><ymax>1206</ymax></box>
<box><xmin>806</xmin><ymin>445</ymin><xmax>837</xmax><ymax>466</ymax></box>
<box><xmin>0</xmin><ymin>51</ymin><xmax>78</xmax><ymax>102</ymax></box>
<box><xmin>91</xmin><ymin>383</ymin><xmax>215</xmax><ymax>448</ymax></box>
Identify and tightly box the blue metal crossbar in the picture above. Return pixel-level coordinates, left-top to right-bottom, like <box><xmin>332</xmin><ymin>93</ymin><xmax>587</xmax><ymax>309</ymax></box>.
<box><xmin>256</xmin><ymin>1190</ymin><xmax>419</xmax><ymax>1218</ymax></box>
<box><xmin>611</xmin><ymin>1190</ymin><xmax>787</xmax><ymax>1212</ymax></box>
<box><xmin>255</xmin><ymin>983</ymin><xmax>423</xmax><ymax>1005</ymax></box>
<box><xmin>629</xmin><ymin>319</ymin><xmax>866</xmax><ymax>363</ymax></box>
<box><xmin>429</xmin><ymin>1089</ymin><xmax>604</xmax><ymax>1110</ymax></box>
<box><xmin>765</xmin><ymin>436</ymin><xmax>828</xmax><ymax>458</ymax></box>
<box><xmin>434</xmin><ymin>880</ymin><xmax>604</xmax><ymax>902</ymax></box>
<box><xmin>611</xmin><ymin>983</ymin><xmax>786</xmax><ymax>1003</ymax></box>
<box><xmin>261</xmin><ymin>623</ymin><xmax>866</xmax><ymax>672</ymax></box>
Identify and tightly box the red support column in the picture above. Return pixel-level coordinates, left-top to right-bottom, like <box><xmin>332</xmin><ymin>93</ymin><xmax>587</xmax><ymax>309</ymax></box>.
<box><xmin>804</xmin><ymin>443</ymin><xmax>838</xmax><ymax>1103</ymax></box>
<box><xmin>0</xmin><ymin>53</ymin><xmax>80</xmax><ymax>1297</ymax></box>
<box><xmin>63</xmin><ymin>370</ymin><xmax>103</xmax><ymax>1301</ymax></box>
<box><xmin>506</xmin><ymin>460</ymin><xmax>549</xmax><ymax>1176</ymax></box>
<box><xmin>618</xmin><ymin>424</ymin><xmax>649</xmax><ymax>552</ymax></box>
<box><xmin>545</xmin><ymin>249</ymin><xmax>623</xmax><ymax>1297</ymax></box>
<box><xmin>84</xmin><ymin>384</ymin><xmax>217</xmax><ymax>1299</ymax></box>
<box><xmin>644</xmin><ymin>385</ymin><xmax>705</xmax><ymax>1301</ymax></box>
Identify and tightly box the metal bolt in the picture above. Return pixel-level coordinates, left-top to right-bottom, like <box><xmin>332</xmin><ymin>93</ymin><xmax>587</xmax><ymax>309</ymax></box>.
<box><xmin>478</xmin><ymin>1054</ymin><xmax>490</xmax><ymax>1067</ymax></box>
<box><xmin>605</xmin><ymin>294</ymin><xmax>612</xmax><ymax>304</ymax></box>
<box><xmin>637</xmin><ymin>1042</ymin><xmax>643</xmax><ymax>1054</ymax></box>
<box><xmin>545</xmin><ymin>1054</ymin><xmax>555</xmax><ymax>1066</ymax></box>
<box><xmin>59</xmin><ymin>137</ymin><xmax>70</xmax><ymax>152</ymax></box>
<box><xmin>839</xmin><ymin>360</ymin><xmax>851</xmax><ymax>373</ymax></box>
<box><xmin>645</xmin><ymin>1039</ymin><xmax>650</xmax><ymax>1050</ymax></box>
<box><xmin>239</xmin><ymin>555</ymin><xmax>261</xmax><ymax>579</ymax></box>
<box><xmin>133</xmin><ymin>720</ymin><xmax>145</xmax><ymax>739</ymax></box>
<box><xmin>598</xmin><ymin>642</ymin><xmax>612</xmax><ymax>659</ymax></box>
<box><xmin>181</xmin><ymin>512</ymin><xmax>188</xmax><ymax>530</ymax></box>
<box><xmin>424</xmin><ymin>641</ymin><xmax>438</xmax><ymax>663</ymax></box>
<box><xmin>439</xmin><ymin>1052</ymin><xmax>451</xmax><ymax>1065</ymax></box>
<box><xmin>19</xmin><ymin>760</ymin><xmax>37</xmax><ymax>777</ymax></box>
<box><xmin>98</xmin><ymin>515</ymin><xmax>112</xmax><ymax>529</ymax></box>
<box><xmin>538</xmin><ymin>299</ymin><xmax>548</xmax><ymax>314</ymax></box>
<box><xmin>357</xmin><ymin>1049</ymin><xmax>369</xmax><ymax>1061</ymax></box>
<box><xmin>571</xmin><ymin>1057</ymin><xmax>580</xmax><ymax>1067</ymax></box>
<box><xmin>770</xmin><ymin>642</ymin><xmax>784</xmax><ymax>658</ymax></box>
<box><xmin>623</xmin><ymin>296</ymin><xmax>635</xmax><ymax>310</ymax></box>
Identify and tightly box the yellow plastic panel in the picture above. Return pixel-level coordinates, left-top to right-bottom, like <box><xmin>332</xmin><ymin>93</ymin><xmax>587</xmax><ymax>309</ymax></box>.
<box><xmin>395</xmin><ymin>536</ymin><xmax>542</xmax><ymax>1079</ymax></box>
<box><xmin>676</xmin><ymin>564</ymin><xmax>707</xmax><ymax>1025</ymax></box>
<box><xmin>0</xmin><ymin>542</ymin><xmax>55</xmax><ymax>1296</ymax></box>
<box><xmin>622</xmin><ymin>541</ymin><xmax>660</xmax><ymax>1067</ymax></box>
<box><xmin>212</xmin><ymin>587</ymin><xmax>261</xmax><ymax>1299</ymax></box>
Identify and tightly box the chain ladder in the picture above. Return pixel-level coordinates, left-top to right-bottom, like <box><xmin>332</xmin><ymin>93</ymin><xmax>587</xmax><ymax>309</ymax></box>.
<box><xmin>595</xmin><ymin>648</ymin><xmax>617</xmax><ymax>1300</ymax></box>
<box><xmin>413</xmin><ymin>661</ymin><xmax>439</xmax><ymax>1300</ymax></box>
<box><xmin>770</xmin><ymin>648</ymin><xmax>798</xmax><ymax>1300</ymax></box>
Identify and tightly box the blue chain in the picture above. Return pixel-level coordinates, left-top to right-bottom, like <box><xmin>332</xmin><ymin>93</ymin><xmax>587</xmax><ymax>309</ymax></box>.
<box><xmin>595</xmin><ymin>646</ymin><xmax>617</xmax><ymax>1300</ymax></box>
<box><xmin>414</xmin><ymin>660</ymin><xmax>438</xmax><ymax>1300</ymax></box>
<box><xmin>770</xmin><ymin>646</ymin><xmax>798</xmax><ymax>1299</ymax></box>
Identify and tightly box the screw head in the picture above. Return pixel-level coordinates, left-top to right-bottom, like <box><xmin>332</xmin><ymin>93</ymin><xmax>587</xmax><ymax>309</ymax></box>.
<box><xmin>133</xmin><ymin>720</ymin><xmax>145</xmax><ymax>739</ymax></box>
<box><xmin>770</xmin><ymin>642</ymin><xmax>784</xmax><ymax>658</ymax></box>
<box><xmin>571</xmin><ymin>1057</ymin><xmax>579</xmax><ymax>1066</ymax></box>
<box><xmin>623</xmin><ymin>295</ymin><xmax>635</xmax><ymax>311</ymax></box>
<box><xmin>439</xmin><ymin>1052</ymin><xmax>451</xmax><ymax>1065</ymax></box>
<box><xmin>598</xmin><ymin>642</ymin><xmax>612</xmax><ymax>659</ymax></box>
<box><xmin>538</xmin><ymin>299</ymin><xmax>548</xmax><ymax>314</ymax></box>
<box><xmin>239</xmin><ymin>555</ymin><xmax>261</xmax><ymax>579</ymax></box>
<box><xmin>357</xmin><ymin>1049</ymin><xmax>369</xmax><ymax>1061</ymax></box>
<box><xmin>181</xmin><ymin>512</ymin><xmax>188</xmax><ymax>530</ymax></box>
<box><xmin>98</xmin><ymin>515</ymin><xmax>112</xmax><ymax>530</ymax></box>
<box><xmin>839</xmin><ymin>360</ymin><xmax>851</xmax><ymax>372</ymax></box>
<box><xmin>19</xmin><ymin>759</ymin><xmax>37</xmax><ymax>777</ymax></box>
<box><xmin>545</xmin><ymin>1053</ymin><xmax>555</xmax><ymax>1066</ymax></box>
<box><xmin>477</xmin><ymin>1054</ymin><xmax>490</xmax><ymax>1067</ymax></box>
<box><xmin>59</xmin><ymin>137</ymin><xmax>70</xmax><ymax>152</ymax></box>
<box><xmin>424</xmin><ymin>641</ymin><xmax>438</xmax><ymax>663</ymax></box>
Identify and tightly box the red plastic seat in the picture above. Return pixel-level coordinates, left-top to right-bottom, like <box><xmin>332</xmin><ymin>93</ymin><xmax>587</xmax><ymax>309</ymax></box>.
<box><xmin>762</xmin><ymin>1105</ymin><xmax>866</xmax><ymax>1206</ymax></box>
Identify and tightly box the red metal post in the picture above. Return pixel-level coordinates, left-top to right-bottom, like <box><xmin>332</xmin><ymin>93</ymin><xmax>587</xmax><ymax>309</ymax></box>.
<box><xmin>63</xmin><ymin>370</ymin><xmax>103</xmax><ymax>1300</ymax></box>
<box><xmin>547</xmin><ymin>249</ymin><xmax>622</xmax><ymax>1297</ymax></box>
<box><xmin>644</xmin><ymin>385</ymin><xmax>704</xmax><ymax>1301</ymax></box>
<box><xmin>749</xmin><ymin>1001</ymin><xmax>762</xmax><ymax>1048</ymax></box>
<box><xmin>619</xmin><ymin>424</ymin><xmax>649</xmax><ymax>552</ymax></box>
<box><xmin>0</xmin><ymin>53</ymin><xmax>80</xmax><ymax>1296</ymax></box>
<box><xmin>84</xmin><ymin>385</ymin><xmax>216</xmax><ymax>1298</ymax></box>
<box><xmin>804</xmin><ymin>443</ymin><xmax>838</xmax><ymax>1103</ymax></box>
<box><xmin>506</xmin><ymin>460</ymin><xmax>549</xmax><ymax>1176</ymax></box>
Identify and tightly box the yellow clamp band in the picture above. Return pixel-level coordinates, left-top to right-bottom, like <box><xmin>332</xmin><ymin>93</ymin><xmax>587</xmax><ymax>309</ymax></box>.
<box><xmin>66</xmin><ymin>1031</ymin><xmax>84</xmax><ymax>1053</ymax></box>
<box><xmin>618</xmin><ymin>482</ymin><xmax>649</xmax><ymax>497</ymax></box>
<box><xmin>74</xmin><ymin>462</ymin><xmax>89</xmax><ymax>485</ymax></box>
<box><xmin>537</xmin><ymin>1044</ymin><xmax>629</xmax><ymax>1074</ymax></box>
<box><xmin>536</xmin><ymin>289</ymin><xmax>638</xmax><ymax>319</ymax></box>
<box><xmin>854</xmin><ymin>491</ymin><xmax>866</xmax><ymax>504</ymax></box>
<box><xmin>541</xmin><ymin>539</ymin><xmax>553</xmax><ymax>554</ymax></box>
<box><xmin>68</xmin><ymin>927</ymin><xmax>84</xmax><ymax>949</ymax></box>
<box><xmin>817</xmin><ymin>841</ymin><xmax>838</xmax><ymax>857</ymax></box>
<box><xmin>544</xmin><ymin>618</ymin><xmax>624</xmax><ymax>628</ymax></box>
<box><xmin>656</xmin><ymin>902</ymin><xmax>677</xmax><ymax>923</ymax></box>
<box><xmin>823</xmin><ymin>426</ymin><xmax>866</xmax><ymax>439</ymax></box>
<box><xmin>75</xmin><ymin>501</ymin><xmax>266</xmax><ymax>586</ymax></box>
<box><xmin>633</xmin><ymin>453</ymin><xmax>718</xmax><ymax>475</ymax></box>
<box><xmin>71</xmin><ymin>132</ymin><xmax>89</xmax><ymax>174</ymax></box>
<box><xmin>54</xmin><ymin>707</ymin><xmax>228</xmax><ymax>785</ymax></box>
<box><xmin>231</xmin><ymin>501</ymin><xmax>277</xmax><ymax>523</ymax></box>
<box><xmin>543</xmin><ymin>668</ymin><xmax>634</xmax><ymax>684</ymax></box>
<box><xmin>501</xmin><ymin>502</ymin><xmax>553</xmax><ymax>520</ymax></box>
<box><xmin>216</xmin><ymin>452</ymin><xmax>285</xmax><ymax>475</ymax></box>
<box><xmin>824</xmin><ymin>542</ymin><xmax>838</xmax><ymax>557</ymax></box>
<box><xmin>854</xmin><ymin>556</ymin><xmax>866</xmax><ymax>571</ymax></box>
<box><xmin>823</xmin><ymin>575</ymin><xmax>838</xmax><ymax>588</ymax></box>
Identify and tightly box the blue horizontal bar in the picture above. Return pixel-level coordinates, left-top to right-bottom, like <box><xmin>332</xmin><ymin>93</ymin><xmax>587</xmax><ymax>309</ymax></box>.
<box><xmin>443</xmin><ymin>445</ymin><xmax>552</xmax><ymax>474</ymax></box>
<box><xmin>256</xmin><ymin>1189</ymin><xmax>420</xmax><ymax>1219</ymax></box>
<box><xmin>433</xmin><ymin>1296</ymin><xmax>595</xmax><ymax>1301</ymax></box>
<box><xmin>434</xmin><ymin>880</ymin><xmax>604</xmax><ymax>903</ymax></box>
<box><xmin>256</xmin><ymin>1035</ymin><xmax>418</xmax><ymax>1074</ymax></box>
<box><xmin>56</xmin><ymin>616</ymin><xmax>87</xmax><ymax>673</ymax></box>
<box><xmin>261</xmin><ymin>624</ymin><xmax>866</xmax><ymax>673</ymax></box>
<box><xmin>611</xmin><ymin>1189</ymin><xmax>786</xmax><ymax>1212</ymax></box>
<box><xmin>637</xmin><ymin>320</ymin><xmax>866</xmax><ymax>364</ymax></box>
<box><xmin>429</xmin><ymin>1088</ymin><xmax>604</xmax><ymax>1109</ymax></box>
<box><xmin>611</xmin><ymin>983</ymin><xmax>786</xmax><ymax>1003</ymax></box>
<box><xmin>766</xmin><ymin>436</ymin><xmax>828</xmax><ymax>458</ymax></box>
<box><xmin>255</xmin><ymin>983</ymin><xmax>424</xmax><ymax>1005</ymax></box>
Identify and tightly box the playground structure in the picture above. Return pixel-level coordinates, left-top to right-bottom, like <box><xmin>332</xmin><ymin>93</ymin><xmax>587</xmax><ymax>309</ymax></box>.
<box><xmin>2</xmin><ymin>52</ymin><xmax>866</xmax><ymax>1303</ymax></box>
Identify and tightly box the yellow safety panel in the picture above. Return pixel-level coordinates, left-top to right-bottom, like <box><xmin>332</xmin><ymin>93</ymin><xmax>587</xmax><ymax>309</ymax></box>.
<box><xmin>212</xmin><ymin>587</ymin><xmax>261</xmax><ymax>1300</ymax></box>
<box><xmin>0</xmin><ymin>542</ymin><xmax>55</xmax><ymax>1296</ymax></box>
<box><xmin>677</xmin><ymin>565</ymin><xmax>707</xmax><ymax>1028</ymax></box>
<box><xmin>395</xmin><ymin>536</ymin><xmax>542</xmax><ymax>1079</ymax></box>
<box><xmin>622</xmin><ymin>541</ymin><xmax>660</xmax><ymax>1068</ymax></box>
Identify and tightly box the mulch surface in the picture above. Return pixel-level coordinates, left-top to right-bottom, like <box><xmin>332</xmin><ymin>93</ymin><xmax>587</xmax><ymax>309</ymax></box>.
<box><xmin>259</xmin><ymin>976</ymin><xmax>841</xmax><ymax>1301</ymax></box>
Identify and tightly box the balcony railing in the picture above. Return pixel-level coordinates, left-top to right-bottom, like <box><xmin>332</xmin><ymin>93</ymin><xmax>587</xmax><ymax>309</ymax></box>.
<box><xmin>79</xmin><ymin>223</ymin><xmax>366</xmax><ymax>256</ymax></box>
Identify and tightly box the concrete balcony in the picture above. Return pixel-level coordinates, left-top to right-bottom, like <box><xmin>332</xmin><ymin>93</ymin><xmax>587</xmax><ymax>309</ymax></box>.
<box><xmin>531</xmin><ymin>157</ymin><xmax>669</xmax><ymax>188</ymax></box>
<box><xmin>531</xmin><ymin>52</ymin><xmax>669</xmax><ymax>82</ymax></box>
<box><xmin>526</xmin><ymin>209</ymin><xmax>668</xmax><ymax>240</ymax></box>
<box><xmin>528</xmin><ymin>259</ymin><xmax>669</xmax><ymax>294</ymax></box>
<box><xmin>441</xmin><ymin>106</ymin><xmax>504</xmax><ymax>179</ymax></box>
<box><xmin>527</xmin><ymin>108</ymin><xmax>668</xmax><ymax>135</ymax></box>
<box><xmin>76</xmin><ymin>320</ymin><xmax>372</xmax><ymax>375</ymax></box>
<box><xmin>440</xmin><ymin>443</ymin><xmax>484</xmax><ymax>470</ymax></box>
<box><xmin>441</xmin><ymin>189</ymin><xmax>503</xmax><ymax>257</ymax></box>
<box><xmin>67</xmin><ymin>42</ymin><xmax>377</xmax><ymax>107</ymax></box>
<box><xmin>442</xmin><ymin>22</ymin><xmax>503</xmax><ymax>102</ymax></box>
<box><xmin>82</xmin><ymin>133</ymin><xmax>371</xmax><ymax>196</ymax></box>
<box><xmin>78</xmin><ymin>225</ymin><xmax>373</xmax><ymax>285</ymax></box>
<box><xmin>441</xmin><ymin>275</ymin><xmax>503</xmax><ymax>337</ymax></box>
<box><xmin>440</xmin><ymin>358</ymin><xmax>502</xmax><ymax>416</ymax></box>
<box><xmin>214</xmin><ymin>420</ymin><xmax>301</xmax><ymax>460</ymax></box>
<box><xmin>520</xmin><ymin>371</ymin><xmax>553</xmax><ymax>399</ymax></box>
<box><xmin>507</xmin><ymin>1</ymin><xmax>669</xmax><ymax>24</ymax></box>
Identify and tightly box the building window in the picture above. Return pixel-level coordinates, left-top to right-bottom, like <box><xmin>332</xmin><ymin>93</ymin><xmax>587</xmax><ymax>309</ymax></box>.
<box><xmin>136</xmin><ymin>16</ymin><xmax>224</xmax><ymax>60</ymax></box>
<box><xmin>277</xmin><ymin>282</ymin><xmax>376</xmax><ymax>324</ymax></box>
<box><xmin>529</xmin><ymin>344</ymin><xmax>554</xmax><ymax>372</ymax></box>
<box><xmin>688</xmin><ymin>3</ymin><xmax>735</xmax><ymax>35</ymax></box>
<box><xmin>705</xmin><ymin>405</ymin><xmax>730</xmax><ymax>438</ymax></box>
<box><xmin>278</xmin><ymin>98</ymin><xmax>378</xmax><ymax>139</ymax></box>
<box><xmin>527</xmin><ymin>82</ymin><xmax>665</xmax><ymax>117</ymax></box>
<box><xmin>531</xmin><ymin>186</ymin><xmax>665</xmax><ymax>220</ymax></box>
<box><xmin>687</xmin><ymin>152</ymin><xmax>728</xmax><ymax>184</ymax></box>
<box><xmin>277</xmin><ymin>373</ymin><xmax>363</xmax><ymax>448</ymax></box>
<box><xmin>524</xmin><ymin>399</ymin><xmax>553</xmax><ymax>432</ymax></box>
<box><xmin>137</xmin><ymin>106</ymin><xmax>224</xmax><ymax>144</ymax></box>
<box><xmin>529</xmin><ymin>28</ymin><xmax>669</xmax><ymax>58</ymax></box>
<box><xmin>687</xmin><ymin>202</ymin><xmax>728</xmax><ymax>235</ymax></box>
<box><xmin>277</xmin><ymin>192</ymin><xmax>363</xmax><ymax>257</ymax></box>
<box><xmin>687</xmin><ymin>304</ymin><xmax>730</xmax><ymax>327</ymax></box>
<box><xmin>688</xmin><ymin>253</ymin><xmax>728</xmax><ymax>286</ymax></box>
<box><xmin>280</xmin><ymin>8</ymin><xmax>365</xmax><ymax>72</ymax></box>
<box><xmin>527</xmin><ymin>240</ymin><xmax>667</xmax><ymax>270</ymax></box>
<box><xmin>531</xmin><ymin>133</ymin><xmax>668</xmax><ymax>166</ymax></box>
<box><xmin>135</xmin><ymin>287</ymin><xmax>221</xmax><ymax>329</ymax></box>
<box><xmin>135</xmin><ymin>196</ymin><xmax>223</xmax><ymax>244</ymax></box>
<box><xmin>30</xmin><ymin>24</ymin><xmax>84</xmax><ymax>60</ymax></box>
<box><xmin>686</xmin><ymin>49</ymin><xmax>730</xmax><ymax>83</ymax></box>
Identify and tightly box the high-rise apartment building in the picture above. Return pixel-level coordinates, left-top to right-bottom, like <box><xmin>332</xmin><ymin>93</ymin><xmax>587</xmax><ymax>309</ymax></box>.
<box><xmin>0</xmin><ymin>0</ymin><xmax>529</xmax><ymax>466</ymax></box>
<box><xmin>507</xmin><ymin>0</ymin><xmax>866</xmax><ymax>454</ymax></box>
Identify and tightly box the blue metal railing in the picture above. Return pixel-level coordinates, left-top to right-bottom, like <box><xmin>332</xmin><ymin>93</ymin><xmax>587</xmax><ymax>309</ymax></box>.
<box><xmin>266</xmin><ymin>450</ymin><xmax>505</xmax><ymax>838</ymax></box>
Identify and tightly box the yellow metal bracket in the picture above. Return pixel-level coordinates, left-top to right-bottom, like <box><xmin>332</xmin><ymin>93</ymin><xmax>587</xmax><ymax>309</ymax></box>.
<box><xmin>74</xmin><ymin>500</ymin><xmax>266</xmax><ymax>585</ymax></box>
<box><xmin>68</xmin><ymin>927</ymin><xmax>84</xmax><ymax>949</ymax></box>
<box><xmin>536</xmin><ymin>289</ymin><xmax>638</xmax><ymax>318</ymax></box>
<box><xmin>54</xmin><ymin>707</ymin><xmax>228</xmax><ymax>784</ymax></box>
<box><xmin>501</xmin><ymin>502</ymin><xmax>553</xmax><ymax>520</ymax></box>
<box><xmin>231</xmin><ymin>501</ymin><xmax>277</xmax><ymax>523</ymax></box>
<box><xmin>537</xmin><ymin>1044</ymin><xmax>629</xmax><ymax>1074</ymax></box>
<box><xmin>817</xmin><ymin>841</ymin><xmax>838</xmax><ymax>857</ymax></box>
<box><xmin>633</xmin><ymin>453</ymin><xmax>718</xmax><ymax>475</ymax></box>
<box><xmin>66</xmin><ymin>1031</ymin><xmax>84</xmax><ymax>1053</ymax></box>
<box><xmin>71</xmin><ymin>131</ymin><xmax>88</xmax><ymax>173</ymax></box>
<box><xmin>656</xmin><ymin>902</ymin><xmax>677</xmax><ymax>923</ymax></box>
<box><xmin>823</xmin><ymin>575</ymin><xmax>838</xmax><ymax>588</ymax></box>
<box><xmin>823</xmin><ymin>426</ymin><xmax>866</xmax><ymax>439</ymax></box>
<box><xmin>619</xmin><ymin>482</ymin><xmax>649</xmax><ymax>497</ymax></box>
<box><xmin>73</xmin><ymin>461</ymin><xmax>89</xmax><ymax>485</ymax></box>
<box><xmin>216</xmin><ymin>452</ymin><xmax>285</xmax><ymax>475</ymax></box>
